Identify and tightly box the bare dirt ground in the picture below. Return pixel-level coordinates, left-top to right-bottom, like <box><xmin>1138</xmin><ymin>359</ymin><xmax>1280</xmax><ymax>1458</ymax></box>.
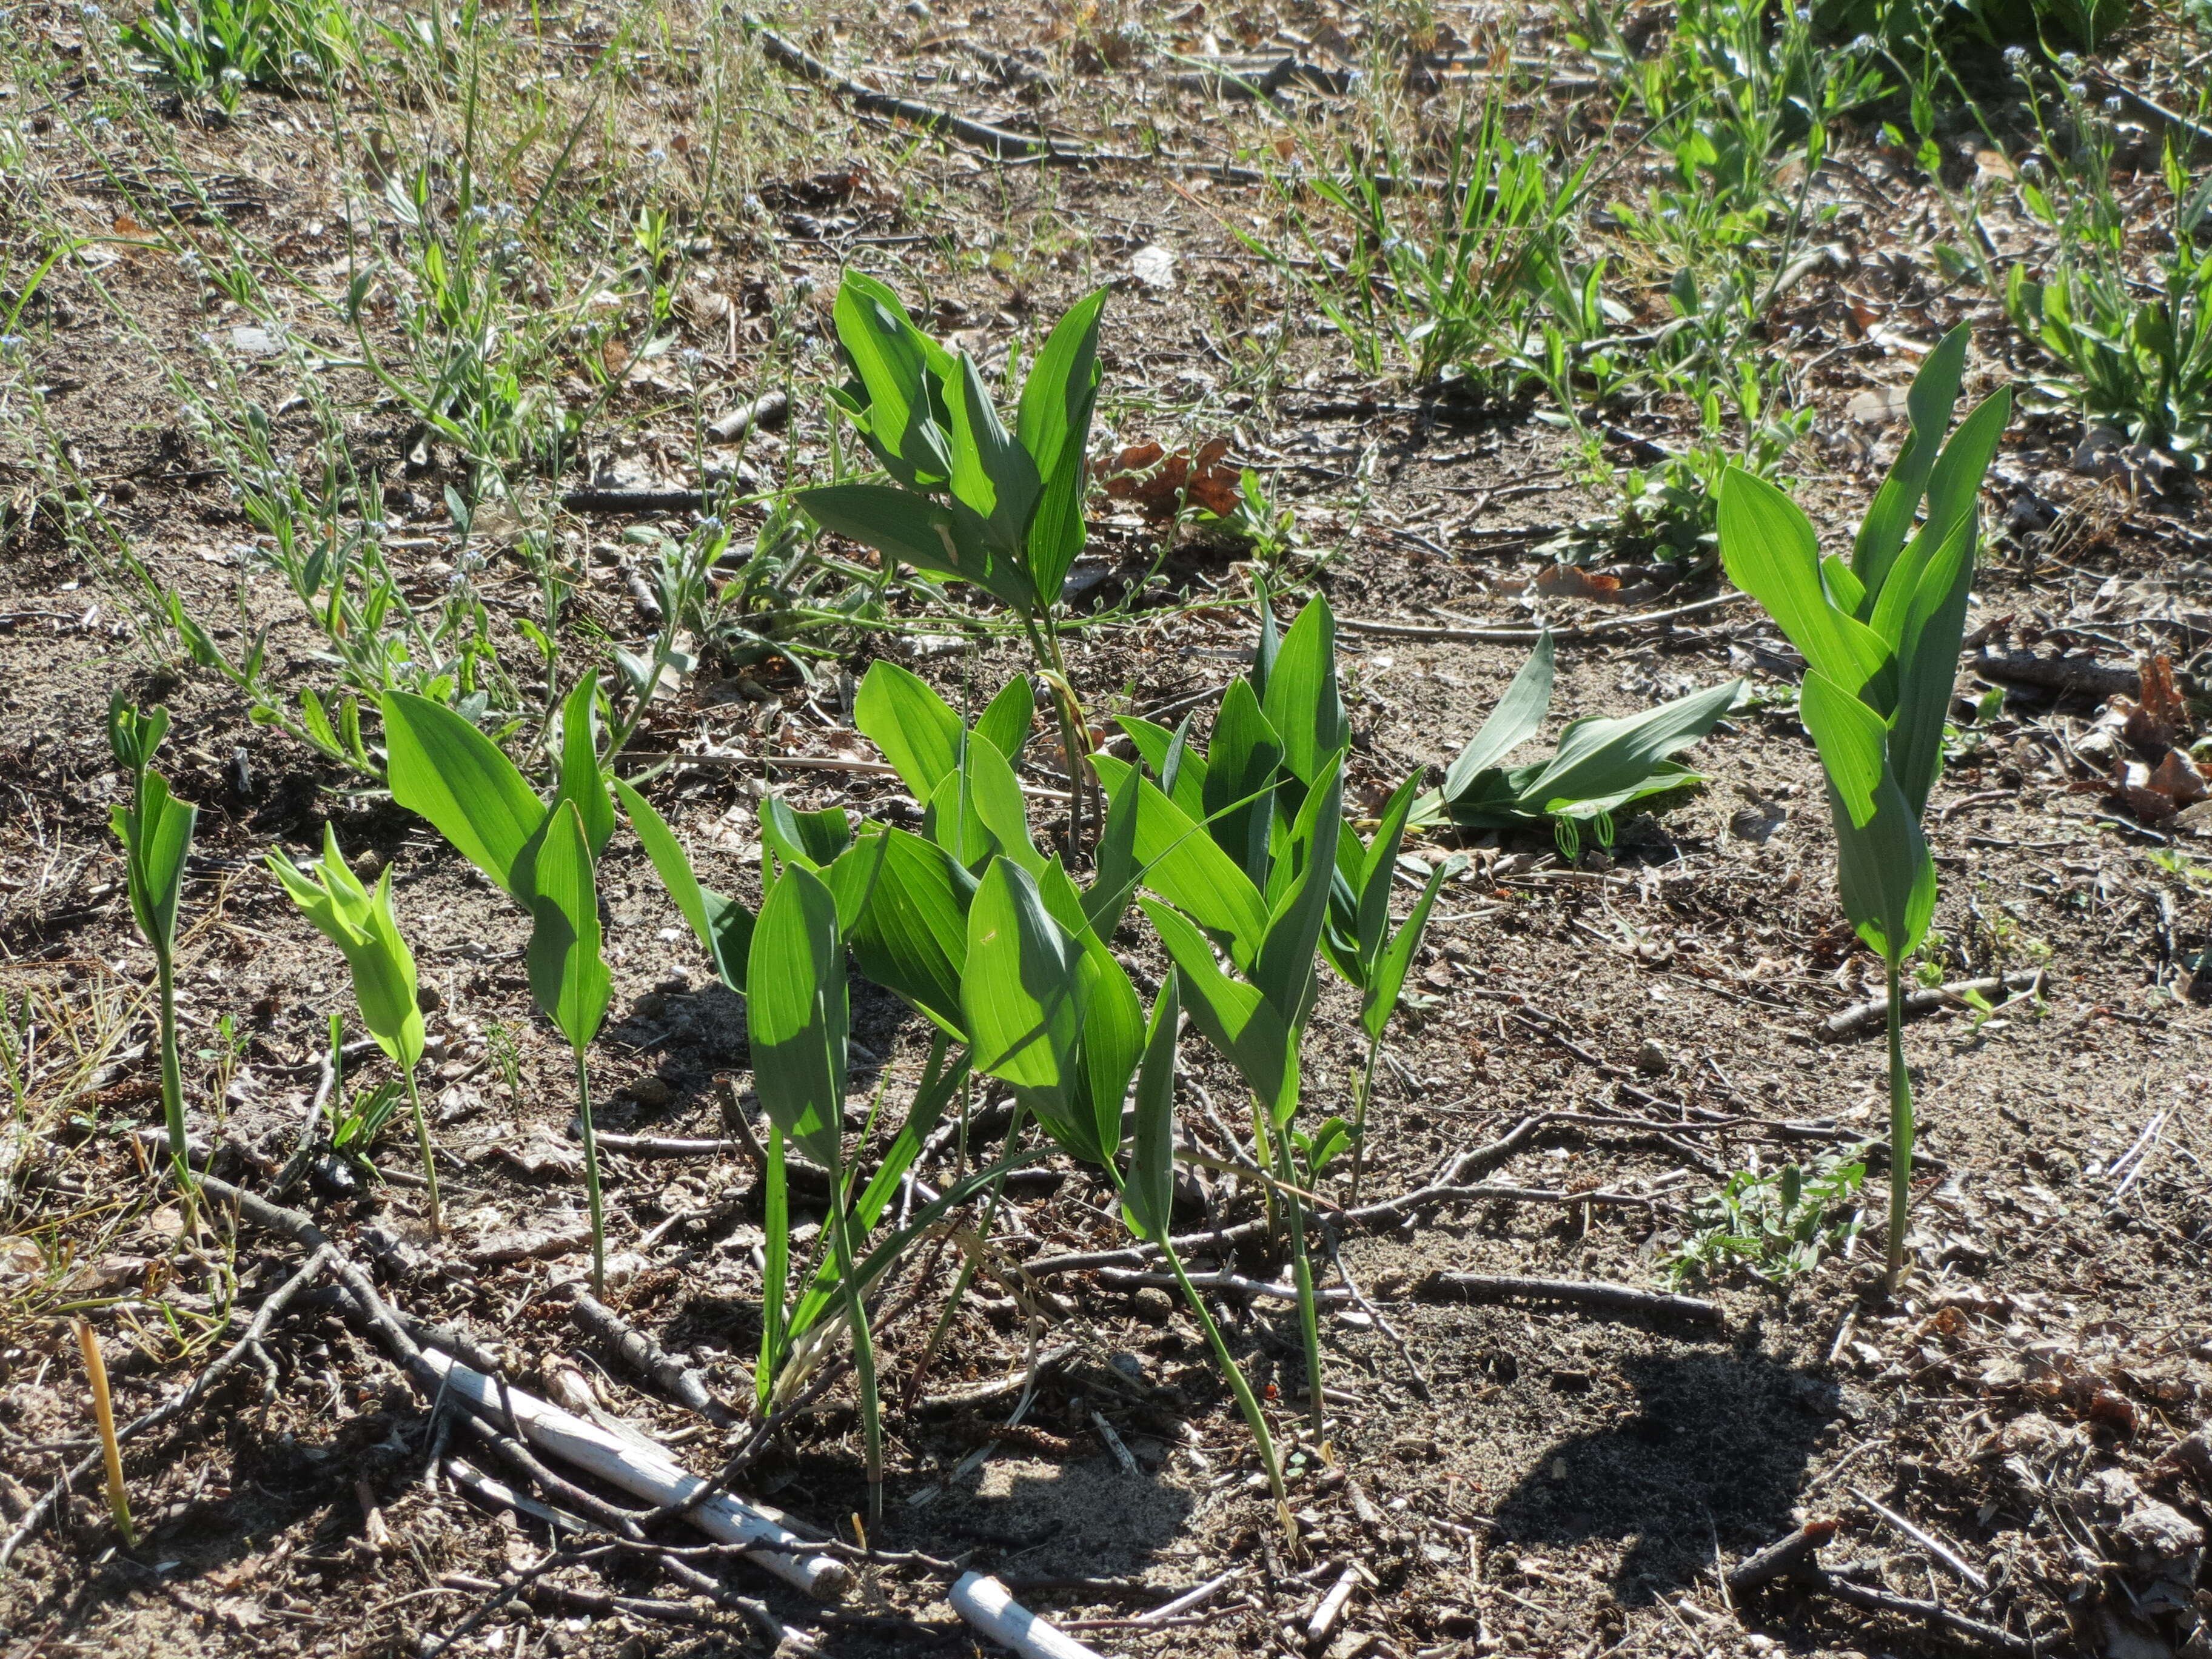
<box><xmin>4</xmin><ymin>2</ymin><xmax>2212</xmax><ymax>1658</ymax></box>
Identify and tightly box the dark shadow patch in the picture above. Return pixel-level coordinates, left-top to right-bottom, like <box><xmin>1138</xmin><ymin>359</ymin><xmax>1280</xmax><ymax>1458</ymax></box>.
<box><xmin>1492</xmin><ymin>1350</ymin><xmax>1838</xmax><ymax>1603</ymax></box>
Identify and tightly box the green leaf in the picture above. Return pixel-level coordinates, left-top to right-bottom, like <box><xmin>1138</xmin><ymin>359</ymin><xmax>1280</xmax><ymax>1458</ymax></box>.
<box><xmin>1114</xmin><ymin>715</ymin><xmax>1208</xmax><ymax>819</ymax></box>
<box><xmin>1261</xmin><ymin>595</ymin><xmax>1347</xmax><ymax>787</ymax></box>
<box><xmin>846</xmin><ymin>826</ymin><xmax>972</xmax><ymax>1036</ymax></box>
<box><xmin>1143</xmin><ymin>899</ymin><xmax>1293</xmax><ymax>1124</ymax></box>
<box><xmin>943</xmin><ymin>347</ymin><xmax>1040</xmax><ymax>552</ymax></box>
<box><xmin>1253</xmin><ymin>751</ymin><xmax>1344</xmax><ymax>1030</ymax></box>
<box><xmin>855</xmin><ymin>661</ymin><xmax>964</xmax><ymax>800</ymax></box>
<box><xmin>929</xmin><ymin>735</ymin><xmax>1044</xmax><ymax>876</ymax></box>
<box><xmin>1441</xmin><ymin>632</ymin><xmax>1554</xmax><ymax>803</ymax></box>
<box><xmin>973</xmin><ymin>675</ymin><xmax>1035</xmax><ymax>767</ymax></box>
<box><xmin>1717</xmin><ymin>469</ymin><xmax>1888</xmax><ymax>695</ymax></box>
<box><xmin>796</xmin><ymin>483</ymin><xmax>974</xmax><ymax>587</ymax></box>
<box><xmin>1090</xmin><ymin>754</ymin><xmax>1269</xmax><ymax>968</ymax></box>
<box><xmin>1851</xmin><ymin>322</ymin><xmax>1969</xmax><ymax>600</ymax></box>
<box><xmin>1015</xmin><ymin>289</ymin><xmax>1106</xmax><ymax>600</ymax></box>
<box><xmin>267</xmin><ymin>823</ymin><xmax>424</xmax><ymax>1069</ymax></box>
<box><xmin>117</xmin><ymin>774</ymin><xmax>196</xmax><ymax>954</ymax></box>
<box><xmin>1798</xmin><ymin>671</ymin><xmax>1888</xmax><ymax>830</ymax></box>
<box><xmin>762</xmin><ymin>797</ymin><xmax>856</xmax><ymax>870</ymax></box>
<box><xmin>1885</xmin><ymin>515</ymin><xmax>1979</xmax><ymax>822</ymax></box>
<box><xmin>1357</xmin><ymin>775</ymin><xmax>1424</xmax><ymax>964</ymax></box>
<box><xmin>552</xmin><ymin>677</ymin><xmax>615</xmax><ymax>858</ymax></box>
<box><xmin>615</xmin><ymin>779</ymin><xmax>752</xmax><ymax>992</ymax></box>
<box><xmin>1832</xmin><ymin>774</ymin><xmax>1937</xmax><ymax>963</ymax></box>
<box><xmin>745</xmin><ymin>863</ymin><xmax>849</xmax><ymax>1170</ymax></box>
<box><xmin>831</xmin><ymin>272</ymin><xmax>951</xmax><ymax>487</ymax></box>
<box><xmin>1202</xmin><ymin>679</ymin><xmax>1283</xmax><ymax>885</ymax></box>
<box><xmin>963</xmin><ymin>860</ymin><xmax>1082</xmax><ymax>1121</ymax></box>
<box><xmin>1037</xmin><ymin>860</ymin><xmax>1142</xmax><ymax>1166</ymax></box>
<box><xmin>1120</xmin><ymin>977</ymin><xmax>1181</xmax><ymax>1246</ymax></box>
<box><xmin>1364</xmin><ymin>855</ymin><xmax>1455</xmax><ymax>1042</ymax></box>
<box><xmin>527</xmin><ymin>800</ymin><xmax>611</xmax><ymax>1054</ymax></box>
<box><xmin>382</xmin><ymin>690</ymin><xmax>546</xmax><ymax>899</ymax></box>
<box><xmin>1082</xmin><ymin>765</ymin><xmax>1142</xmax><ymax>942</ymax></box>
<box><xmin>1512</xmin><ymin>676</ymin><xmax>1740</xmax><ymax>817</ymax></box>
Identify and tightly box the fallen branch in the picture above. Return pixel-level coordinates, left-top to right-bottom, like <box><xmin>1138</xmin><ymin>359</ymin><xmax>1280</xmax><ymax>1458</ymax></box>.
<box><xmin>1416</xmin><ymin>1272</ymin><xmax>1723</xmax><ymax>1326</ymax></box>
<box><xmin>1819</xmin><ymin>971</ymin><xmax>2045</xmax><ymax>1041</ymax></box>
<box><xmin>1806</xmin><ymin>1570</ymin><xmax>2033</xmax><ymax>1656</ymax></box>
<box><xmin>1974</xmin><ymin>649</ymin><xmax>2139</xmax><ymax>700</ymax></box>
<box><xmin>561</xmin><ymin>1287</ymin><xmax>740</xmax><ymax>1427</ymax></box>
<box><xmin>706</xmin><ymin>388</ymin><xmax>789</xmax><ymax>444</ymax></box>
<box><xmin>1338</xmin><ymin>591</ymin><xmax>1747</xmax><ymax>645</ymax></box>
<box><xmin>951</xmin><ymin>1571</ymin><xmax>1110</xmax><ymax>1659</ymax></box>
<box><xmin>1726</xmin><ymin>1518</ymin><xmax>1836</xmax><ymax>1592</ymax></box>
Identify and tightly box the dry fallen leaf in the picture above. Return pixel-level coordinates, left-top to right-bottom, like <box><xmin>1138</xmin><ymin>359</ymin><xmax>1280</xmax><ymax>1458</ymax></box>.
<box><xmin>1098</xmin><ymin>437</ymin><xmax>1242</xmax><ymax>518</ymax></box>
<box><xmin>1533</xmin><ymin>563</ymin><xmax>1621</xmax><ymax>600</ymax></box>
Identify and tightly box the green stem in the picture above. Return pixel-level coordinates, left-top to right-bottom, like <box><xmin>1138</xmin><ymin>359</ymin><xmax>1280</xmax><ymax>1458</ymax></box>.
<box><xmin>1885</xmin><ymin>955</ymin><xmax>1914</xmax><ymax>1297</ymax></box>
<box><xmin>1248</xmin><ymin>1095</ymin><xmax>1281</xmax><ymax>1239</ymax></box>
<box><xmin>830</xmin><ymin>1177</ymin><xmax>883</xmax><ymax>1522</ymax></box>
<box><xmin>1161</xmin><ymin>1242</ymin><xmax>1290</xmax><ymax>1535</ymax></box>
<box><xmin>155</xmin><ymin>950</ymin><xmax>190</xmax><ymax>1188</ymax></box>
<box><xmin>1270</xmin><ymin>1127</ymin><xmax>1327</xmax><ymax>1441</ymax></box>
<box><xmin>575</xmin><ymin>1047</ymin><xmax>605</xmax><ymax>1297</ymax></box>
<box><xmin>756</xmin><ymin>1125</ymin><xmax>788</xmax><ymax>1409</ymax></box>
<box><xmin>401</xmin><ymin>1066</ymin><xmax>443</xmax><ymax>1236</ymax></box>
<box><xmin>1025</xmin><ymin>614</ymin><xmax>1090</xmax><ymax>863</ymax></box>
<box><xmin>1349</xmin><ymin>1028</ymin><xmax>1382</xmax><ymax>1210</ymax></box>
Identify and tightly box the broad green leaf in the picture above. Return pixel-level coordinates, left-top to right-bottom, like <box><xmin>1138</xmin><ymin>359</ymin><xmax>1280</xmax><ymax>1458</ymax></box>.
<box><xmin>963</xmin><ymin>860</ymin><xmax>1082</xmax><ymax>1117</ymax></box>
<box><xmin>1820</xmin><ymin>554</ymin><xmax>1867</xmax><ymax>617</ymax></box>
<box><xmin>119</xmin><ymin>775</ymin><xmax>196</xmax><ymax>952</ymax></box>
<box><xmin>1082</xmin><ymin>766</ymin><xmax>1142</xmax><ymax>942</ymax></box>
<box><xmin>267</xmin><ymin>824</ymin><xmax>423</xmax><ymax>1069</ymax></box>
<box><xmin>1364</xmin><ymin>856</ymin><xmax>1456</xmax><ymax>1044</ymax></box>
<box><xmin>383</xmin><ymin>690</ymin><xmax>546</xmax><ymax>898</ymax></box>
<box><xmin>1867</xmin><ymin>388</ymin><xmax>2009</xmax><ymax>659</ymax></box>
<box><xmin>1260</xmin><ymin>596</ymin><xmax>1347</xmax><ymax>786</ymax></box>
<box><xmin>943</xmin><ymin>347</ymin><xmax>1039</xmax><ymax>552</ymax></box>
<box><xmin>1114</xmin><ymin>714</ymin><xmax>1208</xmax><ymax>819</ymax></box>
<box><xmin>1516</xmin><ymin>676</ymin><xmax>1740</xmax><ymax>813</ymax></box>
<box><xmin>856</xmin><ymin>661</ymin><xmax>964</xmax><ymax>800</ymax></box>
<box><xmin>925</xmin><ymin>737</ymin><xmax>1042</xmax><ymax>876</ymax></box>
<box><xmin>1037</xmin><ymin>859</ymin><xmax>1142</xmax><ymax>1166</ymax></box>
<box><xmin>527</xmin><ymin>800</ymin><xmax>611</xmax><ymax>1055</ymax></box>
<box><xmin>1121</xmin><ymin>977</ymin><xmax>1181</xmax><ymax>1246</ymax></box>
<box><xmin>1885</xmin><ymin>515</ymin><xmax>1978</xmax><ymax>823</ymax></box>
<box><xmin>1358</xmin><ymin>775</ymin><xmax>1424</xmax><ymax>959</ymax></box>
<box><xmin>1832</xmin><ymin>774</ymin><xmax>1937</xmax><ymax>962</ymax></box>
<box><xmin>819</xmin><ymin>823</ymin><xmax>891</xmax><ymax>936</ymax></box>
<box><xmin>1851</xmin><ymin>322</ymin><xmax>1969</xmax><ymax>599</ymax></box>
<box><xmin>762</xmin><ymin>797</ymin><xmax>855</xmax><ymax>871</ymax></box>
<box><xmin>1442</xmin><ymin>632</ymin><xmax>1555</xmax><ymax>802</ymax></box>
<box><xmin>973</xmin><ymin>675</ymin><xmax>1034</xmax><ymax>766</ymax></box>
<box><xmin>1202</xmin><ymin>679</ymin><xmax>1283</xmax><ymax>886</ymax></box>
<box><xmin>1717</xmin><ymin>469</ymin><xmax>1888</xmax><ymax>694</ymax></box>
<box><xmin>1253</xmin><ymin>751</ymin><xmax>1344</xmax><ymax>1030</ymax></box>
<box><xmin>847</xmin><ymin>826</ymin><xmax>972</xmax><ymax>1036</ymax></box>
<box><xmin>1797</xmin><ymin>671</ymin><xmax>1888</xmax><ymax>829</ymax></box>
<box><xmin>831</xmin><ymin>272</ymin><xmax>951</xmax><ymax>487</ymax></box>
<box><xmin>1142</xmin><ymin>899</ymin><xmax>1294</xmax><ymax>1123</ymax></box>
<box><xmin>796</xmin><ymin>483</ymin><xmax>973</xmax><ymax>586</ymax></box>
<box><xmin>745</xmin><ymin>863</ymin><xmax>848</xmax><ymax>1170</ymax></box>
<box><xmin>1091</xmin><ymin>754</ymin><xmax>1269</xmax><ymax>968</ymax></box>
<box><xmin>551</xmin><ymin>677</ymin><xmax>614</xmax><ymax>857</ymax></box>
<box><xmin>1015</xmin><ymin>289</ymin><xmax>1106</xmax><ymax>599</ymax></box>
<box><xmin>615</xmin><ymin>779</ymin><xmax>752</xmax><ymax>992</ymax></box>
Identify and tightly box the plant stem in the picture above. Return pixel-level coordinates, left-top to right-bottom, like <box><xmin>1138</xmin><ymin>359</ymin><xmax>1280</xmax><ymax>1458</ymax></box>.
<box><xmin>154</xmin><ymin>948</ymin><xmax>193</xmax><ymax>1198</ymax></box>
<box><xmin>574</xmin><ymin>1047</ymin><xmax>605</xmax><ymax>1297</ymax></box>
<box><xmin>401</xmin><ymin>1066</ymin><xmax>442</xmax><ymax>1236</ymax></box>
<box><xmin>1885</xmin><ymin>954</ymin><xmax>1914</xmax><ymax>1297</ymax></box>
<box><xmin>829</xmin><ymin>1178</ymin><xmax>883</xmax><ymax>1522</ymax></box>
<box><xmin>1161</xmin><ymin>1242</ymin><xmax>1290</xmax><ymax>1537</ymax></box>
<box><xmin>1248</xmin><ymin>1095</ymin><xmax>1281</xmax><ymax>1238</ymax></box>
<box><xmin>1271</xmin><ymin>1129</ymin><xmax>1327</xmax><ymax>1441</ymax></box>
<box><xmin>756</xmin><ymin>1125</ymin><xmax>788</xmax><ymax>1409</ymax></box>
<box><xmin>1027</xmin><ymin>614</ymin><xmax>1091</xmax><ymax>863</ymax></box>
<box><xmin>74</xmin><ymin>1319</ymin><xmax>133</xmax><ymax>1546</ymax></box>
<box><xmin>1349</xmin><ymin>1028</ymin><xmax>1382</xmax><ymax>1210</ymax></box>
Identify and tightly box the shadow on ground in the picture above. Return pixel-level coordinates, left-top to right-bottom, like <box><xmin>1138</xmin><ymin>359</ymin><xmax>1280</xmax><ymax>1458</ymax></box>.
<box><xmin>1492</xmin><ymin>1349</ymin><xmax>1840</xmax><ymax>1603</ymax></box>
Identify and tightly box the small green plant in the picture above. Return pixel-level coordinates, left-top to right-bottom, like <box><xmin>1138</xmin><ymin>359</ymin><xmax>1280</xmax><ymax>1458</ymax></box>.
<box><xmin>120</xmin><ymin>0</ymin><xmax>349</xmax><ymax>112</ymax></box>
<box><xmin>1413</xmin><ymin>632</ymin><xmax>1740</xmax><ymax>856</ymax></box>
<box><xmin>794</xmin><ymin>272</ymin><xmax>1107</xmax><ymax>848</ymax></box>
<box><xmin>267</xmin><ymin>825</ymin><xmax>441</xmax><ymax>1232</ymax></box>
<box><xmin>1102</xmin><ymin>595</ymin><xmax>1348</xmax><ymax>1440</ymax></box>
<box><xmin>107</xmin><ymin>696</ymin><xmax>198</xmax><ymax>1183</ymax></box>
<box><xmin>380</xmin><ymin>680</ymin><xmax>616</xmax><ymax>1290</ymax></box>
<box><xmin>1718</xmin><ymin>324</ymin><xmax>2010</xmax><ymax>1295</ymax></box>
<box><xmin>1664</xmin><ymin>1152</ymin><xmax>1866</xmax><ymax>1288</ymax></box>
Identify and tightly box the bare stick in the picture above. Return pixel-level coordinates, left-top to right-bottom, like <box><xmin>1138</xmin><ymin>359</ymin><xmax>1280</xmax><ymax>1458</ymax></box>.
<box><xmin>950</xmin><ymin>1572</ymin><xmax>1111</xmax><ymax>1659</ymax></box>
<box><xmin>1726</xmin><ymin>1518</ymin><xmax>1836</xmax><ymax>1592</ymax></box>
<box><xmin>561</xmin><ymin>1287</ymin><xmax>740</xmax><ymax>1427</ymax></box>
<box><xmin>1852</xmin><ymin>1489</ymin><xmax>1989</xmax><ymax>1592</ymax></box>
<box><xmin>1806</xmin><ymin>1570</ymin><xmax>2033</xmax><ymax>1656</ymax></box>
<box><xmin>1416</xmin><ymin>1272</ymin><xmax>1723</xmax><ymax>1326</ymax></box>
<box><xmin>1820</xmin><ymin>971</ymin><xmax>2045</xmax><ymax>1040</ymax></box>
<box><xmin>1337</xmin><ymin>592</ymin><xmax>1747</xmax><ymax>645</ymax></box>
